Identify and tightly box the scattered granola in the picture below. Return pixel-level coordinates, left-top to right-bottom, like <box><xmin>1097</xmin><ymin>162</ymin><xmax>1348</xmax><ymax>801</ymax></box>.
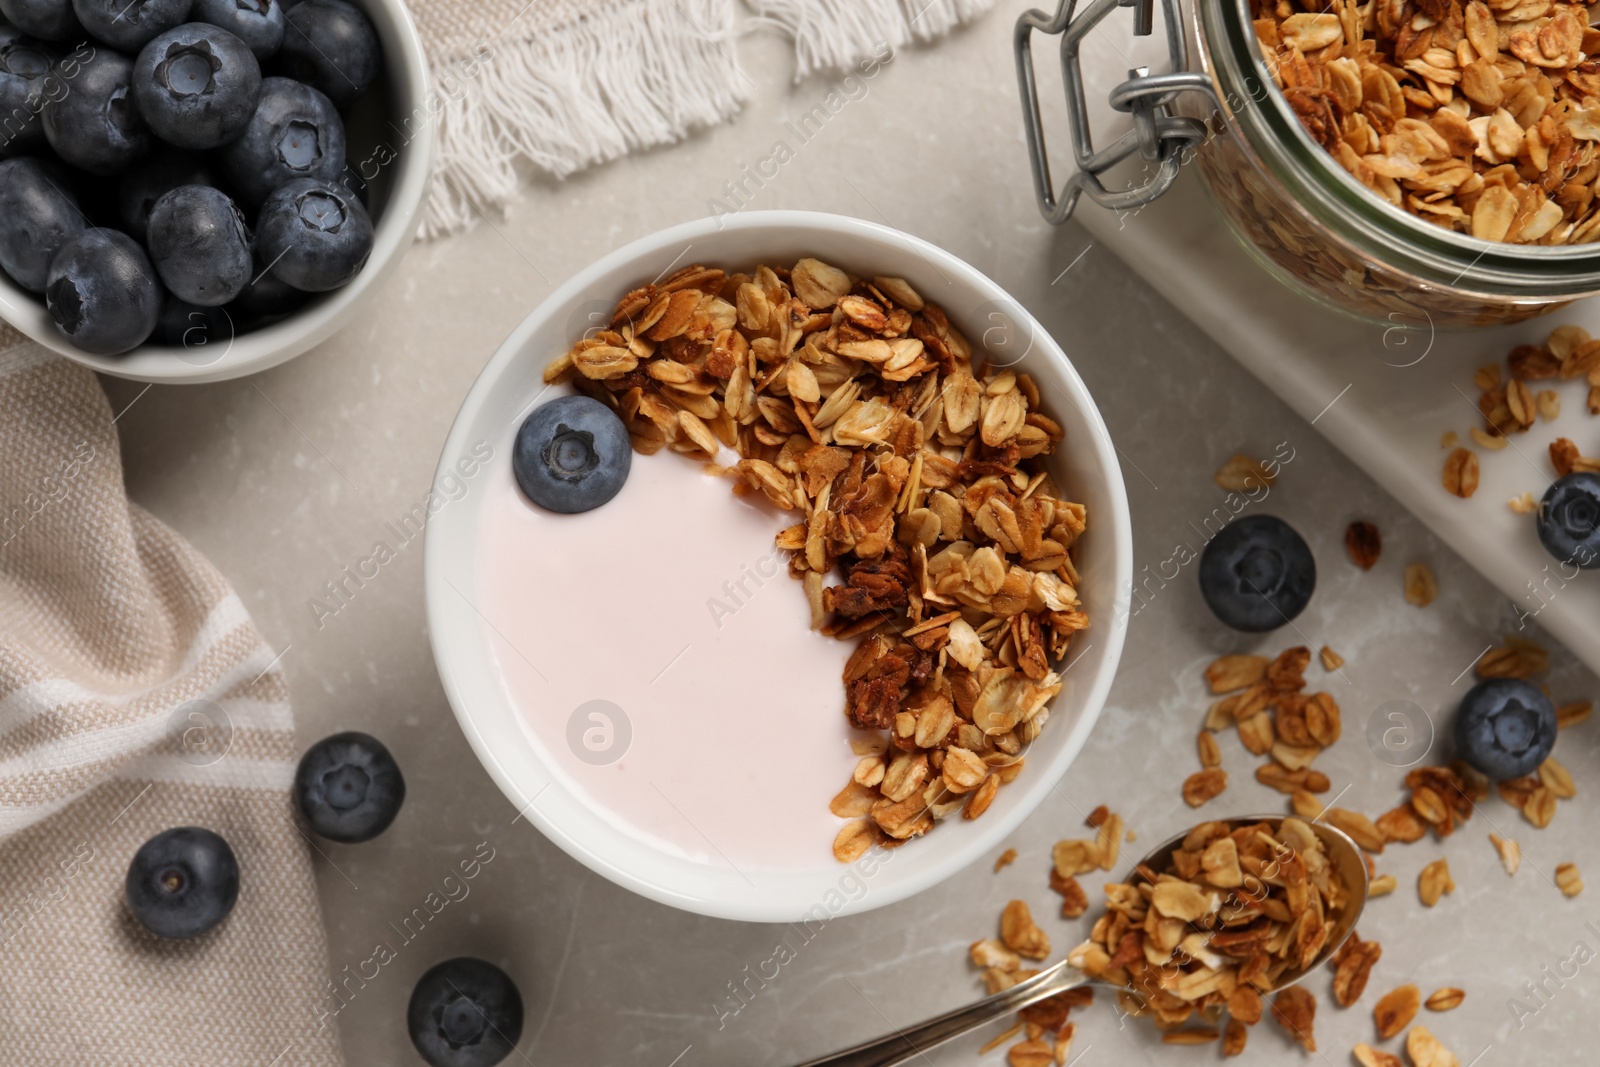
<box><xmin>1404</xmin><ymin>562</ymin><xmax>1439</xmax><ymax>606</ymax></box>
<box><xmin>1406</xmin><ymin>1025</ymin><xmax>1461</xmax><ymax>1067</ymax></box>
<box><xmin>1418</xmin><ymin>858</ymin><xmax>1456</xmax><ymax>906</ymax></box>
<box><xmin>1490</xmin><ymin>832</ymin><xmax>1522</xmax><ymax>875</ymax></box>
<box><xmin>544</xmin><ymin>260</ymin><xmax>1090</xmax><ymax>859</ymax></box>
<box><xmin>1425</xmin><ymin>987</ymin><xmax>1466</xmax><ymax>1011</ymax></box>
<box><xmin>1374</xmin><ymin>983</ymin><xmax>1421</xmax><ymax>1040</ymax></box>
<box><xmin>1441</xmin><ymin>449</ymin><xmax>1478</xmax><ymax>498</ymax></box>
<box><xmin>1345</xmin><ymin>521</ymin><xmax>1381</xmax><ymax>569</ymax></box>
<box><xmin>1557</xmin><ymin>700</ymin><xmax>1593</xmax><ymax>727</ymax></box>
<box><xmin>1368</xmin><ymin>873</ymin><xmax>1398</xmax><ymax>896</ymax></box>
<box><xmin>1331</xmin><ymin>930</ymin><xmax>1382</xmax><ymax>1006</ymax></box>
<box><xmin>1476</xmin><ymin>634</ymin><xmax>1549</xmax><ymax>677</ymax></box>
<box><xmin>1215</xmin><ymin>453</ymin><xmax>1277</xmax><ymax>493</ymax></box>
<box><xmin>1508</xmin><ymin>491</ymin><xmax>1538</xmax><ymax>514</ymax></box>
<box><xmin>1319</xmin><ymin>645</ymin><xmax>1345</xmax><ymax>671</ymax></box>
<box><xmin>1556</xmin><ymin>861</ymin><xmax>1585</xmax><ymax>896</ymax></box>
<box><xmin>995</xmin><ymin>848</ymin><xmax>1019</xmax><ymax>873</ymax></box>
<box><xmin>1354</xmin><ymin>1042</ymin><xmax>1403</xmax><ymax>1067</ymax></box>
<box><xmin>1182</xmin><ymin>769</ymin><xmax>1229</xmax><ymax>807</ymax></box>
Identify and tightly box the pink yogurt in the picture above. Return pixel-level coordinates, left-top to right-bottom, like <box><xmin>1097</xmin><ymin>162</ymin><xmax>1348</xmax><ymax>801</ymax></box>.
<box><xmin>475</xmin><ymin>443</ymin><xmax>862</xmax><ymax>872</ymax></box>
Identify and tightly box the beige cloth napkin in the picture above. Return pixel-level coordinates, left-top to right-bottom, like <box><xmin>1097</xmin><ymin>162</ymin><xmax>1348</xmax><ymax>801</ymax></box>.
<box><xmin>408</xmin><ymin>0</ymin><xmax>996</xmax><ymax>237</ymax></box>
<box><xmin>0</xmin><ymin>327</ymin><xmax>342</xmax><ymax>1066</ymax></box>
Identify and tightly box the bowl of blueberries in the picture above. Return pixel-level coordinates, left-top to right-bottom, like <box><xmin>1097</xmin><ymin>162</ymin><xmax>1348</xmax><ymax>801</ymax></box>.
<box><xmin>0</xmin><ymin>0</ymin><xmax>432</xmax><ymax>382</ymax></box>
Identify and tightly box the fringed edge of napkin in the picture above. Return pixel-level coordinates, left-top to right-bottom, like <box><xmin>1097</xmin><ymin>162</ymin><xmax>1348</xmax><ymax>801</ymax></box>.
<box><xmin>422</xmin><ymin>0</ymin><xmax>995</xmax><ymax>239</ymax></box>
<box><xmin>422</xmin><ymin>0</ymin><xmax>749</xmax><ymax>239</ymax></box>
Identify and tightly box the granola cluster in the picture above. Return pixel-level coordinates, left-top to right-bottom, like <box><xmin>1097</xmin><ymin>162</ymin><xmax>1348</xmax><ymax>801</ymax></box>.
<box><xmin>1256</xmin><ymin>0</ymin><xmax>1600</xmax><ymax>243</ymax></box>
<box><xmin>541</xmin><ymin>259</ymin><xmax>1088</xmax><ymax>861</ymax></box>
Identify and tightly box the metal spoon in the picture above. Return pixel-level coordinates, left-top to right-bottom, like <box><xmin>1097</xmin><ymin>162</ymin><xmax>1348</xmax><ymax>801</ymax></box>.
<box><xmin>795</xmin><ymin>815</ymin><xmax>1369</xmax><ymax>1067</ymax></box>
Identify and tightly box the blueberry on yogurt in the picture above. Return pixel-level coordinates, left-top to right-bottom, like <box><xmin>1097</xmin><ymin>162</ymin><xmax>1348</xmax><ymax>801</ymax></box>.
<box><xmin>512</xmin><ymin>395</ymin><xmax>632</xmax><ymax>514</ymax></box>
<box><xmin>1198</xmin><ymin>514</ymin><xmax>1315</xmax><ymax>632</ymax></box>
<box><xmin>1455</xmin><ymin>678</ymin><xmax>1556</xmax><ymax>780</ymax></box>
<box><xmin>133</xmin><ymin>23</ymin><xmax>263</xmax><ymax>149</ymax></box>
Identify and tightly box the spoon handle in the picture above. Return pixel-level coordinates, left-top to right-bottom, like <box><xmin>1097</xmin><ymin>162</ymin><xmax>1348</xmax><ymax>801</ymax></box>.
<box><xmin>793</xmin><ymin>961</ymin><xmax>1091</xmax><ymax>1067</ymax></box>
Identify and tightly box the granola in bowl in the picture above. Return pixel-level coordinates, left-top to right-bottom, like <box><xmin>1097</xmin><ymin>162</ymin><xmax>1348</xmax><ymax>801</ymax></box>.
<box><xmin>541</xmin><ymin>258</ymin><xmax>1091</xmax><ymax>860</ymax></box>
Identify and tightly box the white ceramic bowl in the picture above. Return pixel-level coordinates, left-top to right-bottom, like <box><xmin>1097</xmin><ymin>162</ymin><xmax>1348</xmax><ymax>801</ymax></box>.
<box><xmin>0</xmin><ymin>0</ymin><xmax>433</xmax><ymax>384</ymax></box>
<box><xmin>425</xmin><ymin>211</ymin><xmax>1133</xmax><ymax>922</ymax></box>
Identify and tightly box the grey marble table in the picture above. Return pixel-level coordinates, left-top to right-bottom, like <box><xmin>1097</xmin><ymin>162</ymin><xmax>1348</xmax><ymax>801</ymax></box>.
<box><xmin>99</xmin><ymin>14</ymin><xmax>1598</xmax><ymax>1067</ymax></box>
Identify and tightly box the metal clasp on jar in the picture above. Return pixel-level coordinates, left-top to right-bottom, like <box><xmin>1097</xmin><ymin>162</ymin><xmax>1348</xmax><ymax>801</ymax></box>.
<box><xmin>1015</xmin><ymin>0</ymin><xmax>1222</xmax><ymax>223</ymax></box>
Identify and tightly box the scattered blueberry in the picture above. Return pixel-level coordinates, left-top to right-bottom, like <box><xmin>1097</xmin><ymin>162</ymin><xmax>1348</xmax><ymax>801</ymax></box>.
<box><xmin>0</xmin><ymin>25</ymin><xmax>57</xmax><ymax>154</ymax></box>
<box><xmin>46</xmin><ymin>228</ymin><xmax>160</xmax><ymax>354</ymax></box>
<box><xmin>192</xmin><ymin>0</ymin><xmax>284</xmax><ymax>60</ymax></box>
<box><xmin>1455</xmin><ymin>678</ymin><xmax>1557</xmax><ymax>780</ymax></box>
<box><xmin>1535</xmin><ymin>472</ymin><xmax>1600</xmax><ymax>570</ymax></box>
<box><xmin>152</xmin><ymin>293</ymin><xmax>233</xmax><ymax>347</ymax></box>
<box><xmin>133</xmin><ymin>23</ymin><xmax>262</xmax><ymax>149</ymax></box>
<box><xmin>230</xmin><ymin>260</ymin><xmax>306</xmax><ymax>320</ymax></box>
<box><xmin>1198</xmin><ymin>514</ymin><xmax>1316</xmax><ymax>632</ymax></box>
<box><xmin>41</xmin><ymin>49</ymin><xmax>153</xmax><ymax>175</ymax></box>
<box><xmin>294</xmin><ymin>731</ymin><xmax>405</xmax><ymax>842</ymax></box>
<box><xmin>73</xmin><ymin>0</ymin><xmax>192</xmax><ymax>51</ymax></box>
<box><xmin>220</xmin><ymin>74</ymin><xmax>343</xmax><ymax>205</ymax></box>
<box><xmin>0</xmin><ymin>0</ymin><xmax>83</xmax><ymax>41</ymax></box>
<box><xmin>125</xmin><ymin>826</ymin><xmax>240</xmax><ymax>939</ymax></box>
<box><xmin>146</xmin><ymin>183</ymin><xmax>253</xmax><ymax>304</ymax></box>
<box><xmin>115</xmin><ymin>149</ymin><xmax>216</xmax><ymax>241</ymax></box>
<box><xmin>275</xmin><ymin>0</ymin><xmax>377</xmax><ymax>109</ymax></box>
<box><xmin>513</xmin><ymin>395</ymin><xmax>632</xmax><ymax>514</ymax></box>
<box><xmin>255</xmin><ymin>175</ymin><xmax>370</xmax><ymax>290</ymax></box>
<box><xmin>407</xmin><ymin>958</ymin><xmax>524</xmax><ymax>1067</ymax></box>
<box><xmin>0</xmin><ymin>156</ymin><xmax>85</xmax><ymax>292</ymax></box>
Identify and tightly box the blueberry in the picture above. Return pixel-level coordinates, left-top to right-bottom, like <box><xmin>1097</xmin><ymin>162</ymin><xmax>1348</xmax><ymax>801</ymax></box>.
<box><xmin>1198</xmin><ymin>514</ymin><xmax>1315</xmax><ymax>632</ymax></box>
<box><xmin>294</xmin><ymin>731</ymin><xmax>405</xmax><ymax>842</ymax></box>
<box><xmin>0</xmin><ymin>0</ymin><xmax>83</xmax><ymax>41</ymax></box>
<box><xmin>407</xmin><ymin>958</ymin><xmax>524</xmax><ymax>1067</ymax></box>
<box><xmin>255</xmin><ymin>175</ymin><xmax>370</xmax><ymax>290</ymax></box>
<box><xmin>41</xmin><ymin>49</ymin><xmax>152</xmax><ymax>175</ymax></box>
<box><xmin>147</xmin><ymin>183</ymin><xmax>253</xmax><ymax>305</ymax></box>
<box><xmin>1536</xmin><ymin>472</ymin><xmax>1600</xmax><ymax>570</ymax></box>
<box><xmin>152</xmin><ymin>293</ymin><xmax>233</xmax><ymax>347</ymax></box>
<box><xmin>275</xmin><ymin>0</ymin><xmax>376</xmax><ymax>110</ymax></box>
<box><xmin>0</xmin><ymin>156</ymin><xmax>85</xmax><ymax>292</ymax></box>
<box><xmin>220</xmin><ymin>74</ymin><xmax>343</xmax><ymax>206</ymax></box>
<box><xmin>512</xmin><ymin>395</ymin><xmax>631</xmax><ymax>514</ymax></box>
<box><xmin>115</xmin><ymin>149</ymin><xmax>216</xmax><ymax>241</ymax></box>
<box><xmin>45</xmin><ymin>228</ymin><xmax>160</xmax><ymax>354</ymax></box>
<box><xmin>192</xmin><ymin>0</ymin><xmax>283</xmax><ymax>60</ymax></box>
<box><xmin>125</xmin><ymin>826</ymin><xmax>240</xmax><ymax>939</ymax></box>
<box><xmin>73</xmin><ymin>0</ymin><xmax>192</xmax><ymax>51</ymax></box>
<box><xmin>0</xmin><ymin>25</ymin><xmax>56</xmax><ymax>154</ymax></box>
<box><xmin>1455</xmin><ymin>678</ymin><xmax>1556</xmax><ymax>780</ymax></box>
<box><xmin>133</xmin><ymin>23</ymin><xmax>261</xmax><ymax>149</ymax></box>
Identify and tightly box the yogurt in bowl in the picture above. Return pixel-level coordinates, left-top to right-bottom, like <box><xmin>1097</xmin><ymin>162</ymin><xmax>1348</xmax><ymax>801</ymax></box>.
<box><xmin>425</xmin><ymin>211</ymin><xmax>1132</xmax><ymax>921</ymax></box>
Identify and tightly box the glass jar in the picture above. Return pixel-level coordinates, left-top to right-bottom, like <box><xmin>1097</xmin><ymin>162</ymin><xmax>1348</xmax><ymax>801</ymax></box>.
<box><xmin>1016</xmin><ymin>0</ymin><xmax>1600</xmax><ymax>327</ymax></box>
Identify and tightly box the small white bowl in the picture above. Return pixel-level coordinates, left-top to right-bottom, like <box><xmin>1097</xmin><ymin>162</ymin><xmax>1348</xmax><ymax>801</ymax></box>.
<box><xmin>425</xmin><ymin>211</ymin><xmax>1133</xmax><ymax>922</ymax></box>
<box><xmin>0</xmin><ymin>0</ymin><xmax>433</xmax><ymax>384</ymax></box>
